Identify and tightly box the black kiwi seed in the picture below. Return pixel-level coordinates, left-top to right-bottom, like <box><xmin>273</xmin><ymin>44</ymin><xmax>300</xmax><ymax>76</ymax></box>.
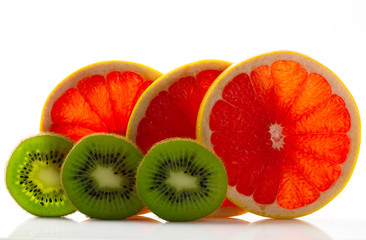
<box><xmin>137</xmin><ymin>139</ymin><xmax>228</xmax><ymax>222</ymax></box>
<box><xmin>61</xmin><ymin>134</ymin><xmax>144</xmax><ymax>220</ymax></box>
<box><xmin>6</xmin><ymin>134</ymin><xmax>76</xmax><ymax>217</ymax></box>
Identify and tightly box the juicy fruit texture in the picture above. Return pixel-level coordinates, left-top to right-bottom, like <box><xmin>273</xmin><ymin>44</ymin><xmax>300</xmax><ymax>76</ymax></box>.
<box><xmin>50</xmin><ymin>73</ymin><xmax>151</xmax><ymax>139</ymax></box>
<box><xmin>137</xmin><ymin>139</ymin><xmax>228</xmax><ymax>222</ymax></box>
<box><xmin>127</xmin><ymin>60</ymin><xmax>245</xmax><ymax>217</ymax></box>
<box><xmin>40</xmin><ymin>61</ymin><xmax>162</xmax><ymax>141</ymax></box>
<box><xmin>127</xmin><ymin>60</ymin><xmax>231</xmax><ymax>154</ymax></box>
<box><xmin>6</xmin><ymin>134</ymin><xmax>75</xmax><ymax>217</ymax></box>
<box><xmin>61</xmin><ymin>134</ymin><xmax>144</xmax><ymax>220</ymax></box>
<box><xmin>198</xmin><ymin>51</ymin><xmax>361</xmax><ymax>218</ymax></box>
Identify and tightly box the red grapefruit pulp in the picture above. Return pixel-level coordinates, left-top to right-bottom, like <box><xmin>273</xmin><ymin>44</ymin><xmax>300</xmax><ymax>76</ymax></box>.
<box><xmin>127</xmin><ymin>60</ymin><xmax>232</xmax><ymax>153</ymax></box>
<box><xmin>198</xmin><ymin>51</ymin><xmax>361</xmax><ymax>218</ymax></box>
<box><xmin>127</xmin><ymin>60</ymin><xmax>247</xmax><ymax>217</ymax></box>
<box><xmin>40</xmin><ymin>61</ymin><xmax>162</xmax><ymax>141</ymax></box>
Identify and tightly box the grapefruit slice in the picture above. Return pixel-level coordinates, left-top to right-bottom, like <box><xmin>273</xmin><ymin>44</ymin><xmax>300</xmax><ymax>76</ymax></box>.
<box><xmin>40</xmin><ymin>61</ymin><xmax>162</xmax><ymax>141</ymax></box>
<box><xmin>197</xmin><ymin>51</ymin><xmax>361</xmax><ymax>218</ymax></box>
<box><xmin>126</xmin><ymin>60</ymin><xmax>247</xmax><ymax>217</ymax></box>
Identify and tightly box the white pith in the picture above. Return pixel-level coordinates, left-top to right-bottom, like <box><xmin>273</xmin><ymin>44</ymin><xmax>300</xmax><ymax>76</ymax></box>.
<box><xmin>198</xmin><ymin>51</ymin><xmax>361</xmax><ymax>218</ymax></box>
<box><xmin>269</xmin><ymin>123</ymin><xmax>285</xmax><ymax>150</ymax></box>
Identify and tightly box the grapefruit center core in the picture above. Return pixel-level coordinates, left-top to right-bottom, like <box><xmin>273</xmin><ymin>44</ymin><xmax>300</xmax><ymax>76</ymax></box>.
<box><xmin>269</xmin><ymin>123</ymin><xmax>285</xmax><ymax>150</ymax></box>
<box><xmin>207</xmin><ymin>59</ymin><xmax>353</xmax><ymax>210</ymax></box>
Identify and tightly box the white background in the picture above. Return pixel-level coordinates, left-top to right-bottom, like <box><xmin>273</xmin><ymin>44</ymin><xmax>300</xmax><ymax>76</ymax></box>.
<box><xmin>0</xmin><ymin>0</ymin><xmax>365</xmax><ymax>239</ymax></box>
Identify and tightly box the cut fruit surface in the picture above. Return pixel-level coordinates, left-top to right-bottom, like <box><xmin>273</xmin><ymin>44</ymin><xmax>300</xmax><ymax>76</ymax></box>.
<box><xmin>6</xmin><ymin>134</ymin><xmax>75</xmax><ymax>217</ymax></box>
<box><xmin>61</xmin><ymin>134</ymin><xmax>144</xmax><ymax>219</ymax></box>
<box><xmin>127</xmin><ymin>60</ymin><xmax>231</xmax><ymax>153</ymax></box>
<box><xmin>127</xmin><ymin>60</ymin><xmax>246</xmax><ymax>217</ymax></box>
<box><xmin>197</xmin><ymin>51</ymin><xmax>361</xmax><ymax>218</ymax></box>
<box><xmin>40</xmin><ymin>61</ymin><xmax>162</xmax><ymax>141</ymax></box>
<box><xmin>136</xmin><ymin>139</ymin><xmax>228</xmax><ymax>222</ymax></box>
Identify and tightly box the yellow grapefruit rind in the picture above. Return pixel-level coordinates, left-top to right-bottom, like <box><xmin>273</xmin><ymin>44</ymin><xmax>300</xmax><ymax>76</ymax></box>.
<box><xmin>197</xmin><ymin>50</ymin><xmax>361</xmax><ymax>218</ymax></box>
<box><xmin>40</xmin><ymin>60</ymin><xmax>163</xmax><ymax>133</ymax></box>
<box><xmin>126</xmin><ymin>59</ymin><xmax>232</xmax><ymax>143</ymax></box>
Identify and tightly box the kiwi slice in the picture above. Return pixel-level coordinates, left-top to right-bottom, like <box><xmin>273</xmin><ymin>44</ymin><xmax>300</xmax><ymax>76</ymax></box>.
<box><xmin>61</xmin><ymin>134</ymin><xmax>144</xmax><ymax>220</ymax></box>
<box><xmin>137</xmin><ymin>139</ymin><xmax>228</xmax><ymax>222</ymax></box>
<box><xmin>6</xmin><ymin>133</ymin><xmax>75</xmax><ymax>217</ymax></box>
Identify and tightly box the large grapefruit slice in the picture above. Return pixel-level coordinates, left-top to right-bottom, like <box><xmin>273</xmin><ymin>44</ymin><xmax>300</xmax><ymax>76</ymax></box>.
<box><xmin>40</xmin><ymin>61</ymin><xmax>162</xmax><ymax>141</ymax></box>
<box><xmin>126</xmin><ymin>60</ymin><xmax>246</xmax><ymax>217</ymax></box>
<box><xmin>197</xmin><ymin>51</ymin><xmax>361</xmax><ymax>218</ymax></box>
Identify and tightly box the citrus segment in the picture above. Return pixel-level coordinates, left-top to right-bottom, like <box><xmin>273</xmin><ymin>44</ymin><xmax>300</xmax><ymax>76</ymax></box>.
<box><xmin>41</xmin><ymin>61</ymin><xmax>162</xmax><ymax>141</ymax></box>
<box><xmin>285</xmin><ymin>134</ymin><xmax>350</xmax><ymax>164</ymax></box>
<box><xmin>272</xmin><ymin>60</ymin><xmax>308</xmax><ymax>122</ymax></box>
<box><xmin>144</xmin><ymin>91</ymin><xmax>195</xmax><ymax>138</ymax></box>
<box><xmin>286</xmin><ymin>148</ymin><xmax>341</xmax><ymax>191</ymax></box>
<box><xmin>127</xmin><ymin>60</ymin><xmax>247</xmax><ymax>217</ymax></box>
<box><xmin>131</xmin><ymin>81</ymin><xmax>154</xmax><ymax>108</ymax></box>
<box><xmin>222</xmin><ymin>73</ymin><xmax>258</xmax><ymax>111</ymax></box>
<box><xmin>169</xmin><ymin>76</ymin><xmax>202</xmax><ymax>128</ymax></box>
<box><xmin>286</xmin><ymin>73</ymin><xmax>332</xmax><ymax>121</ymax></box>
<box><xmin>106</xmin><ymin>71</ymin><xmax>144</xmax><ymax>135</ymax></box>
<box><xmin>50</xmin><ymin>124</ymin><xmax>95</xmax><ymax>142</ymax></box>
<box><xmin>128</xmin><ymin>60</ymin><xmax>232</xmax><ymax>154</ymax></box>
<box><xmin>51</xmin><ymin>88</ymin><xmax>108</xmax><ymax>132</ymax></box>
<box><xmin>252</xmin><ymin>155</ymin><xmax>281</xmax><ymax>205</ymax></box>
<box><xmin>196</xmin><ymin>70</ymin><xmax>222</xmax><ymax>94</ymax></box>
<box><xmin>77</xmin><ymin>74</ymin><xmax>117</xmax><ymax>133</ymax></box>
<box><xmin>284</xmin><ymin>95</ymin><xmax>351</xmax><ymax>134</ymax></box>
<box><xmin>197</xmin><ymin>51</ymin><xmax>361</xmax><ymax>218</ymax></box>
<box><xmin>250</xmin><ymin>65</ymin><xmax>276</xmax><ymax>121</ymax></box>
<box><xmin>277</xmin><ymin>152</ymin><xmax>320</xmax><ymax>209</ymax></box>
<box><xmin>135</xmin><ymin>118</ymin><xmax>178</xmax><ymax>154</ymax></box>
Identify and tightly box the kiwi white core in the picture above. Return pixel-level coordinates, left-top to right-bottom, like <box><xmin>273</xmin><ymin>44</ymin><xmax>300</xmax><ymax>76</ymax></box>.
<box><xmin>38</xmin><ymin>167</ymin><xmax>61</xmax><ymax>187</ymax></box>
<box><xmin>166</xmin><ymin>171</ymin><xmax>198</xmax><ymax>191</ymax></box>
<box><xmin>91</xmin><ymin>165</ymin><xmax>124</xmax><ymax>189</ymax></box>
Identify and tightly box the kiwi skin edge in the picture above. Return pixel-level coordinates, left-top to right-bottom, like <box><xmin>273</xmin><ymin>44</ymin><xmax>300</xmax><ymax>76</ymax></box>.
<box><xmin>61</xmin><ymin>133</ymin><xmax>144</xmax><ymax>214</ymax></box>
<box><xmin>6</xmin><ymin>133</ymin><xmax>76</xmax><ymax>217</ymax></box>
<box><xmin>136</xmin><ymin>138</ymin><xmax>228</xmax><ymax>222</ymax></box>
<box><xmin>61</xmin><ymin>133</ymin><xmax>145</xmax><ymax>220</ymax></box>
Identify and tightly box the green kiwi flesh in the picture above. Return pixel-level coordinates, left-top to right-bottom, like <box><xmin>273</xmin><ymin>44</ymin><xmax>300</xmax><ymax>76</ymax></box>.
<box><xmin>6</xmin><ymin>134</ymin><xmax>76</xmax><ymax>217</ymax></box>
<box><xmin>137</xmin><ymin>139</ymin><xmax>228</xmax><ymax>222</ymax></box>
<box><xmin>61</xmin><ymin>134</ymin><xmax>144</xmax><ymax>220</ymax></box>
